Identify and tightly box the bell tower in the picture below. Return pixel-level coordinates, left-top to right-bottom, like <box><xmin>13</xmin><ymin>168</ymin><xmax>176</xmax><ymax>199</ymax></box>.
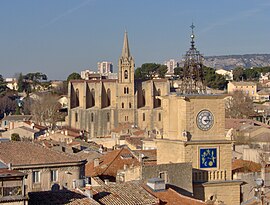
<box><xmin>118</xmin><ymin>31</ymin><xmax>135</xmax><ymax>84</ymax></box>
<box><xmin>117</xmin><ymin>31</ymin><xmax>135</xmax><ymax>124</ymax></box>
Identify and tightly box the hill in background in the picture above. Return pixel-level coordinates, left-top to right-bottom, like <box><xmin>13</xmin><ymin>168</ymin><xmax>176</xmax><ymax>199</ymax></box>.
<box><xmin>202</xmin><ymin>54</ymin><xmax>270</xmax><ymax>70</ymax></box>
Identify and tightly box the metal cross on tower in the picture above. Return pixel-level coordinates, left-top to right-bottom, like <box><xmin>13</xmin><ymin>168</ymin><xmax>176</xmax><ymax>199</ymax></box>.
<box><xmin>179</xmin><ymin>23</ymin><xmax>206</xmax><ymax>94</ymax></box>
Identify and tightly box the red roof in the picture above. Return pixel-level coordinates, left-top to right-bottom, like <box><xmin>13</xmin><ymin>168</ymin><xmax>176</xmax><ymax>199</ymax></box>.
<box><xmin>232</xmin><ymin>159</ymin><xmax>261</xmax><ymax>173</ymax></box>
<box><xmin>144</xmin><ymin>185</ymin><xmax>206</xmax><ymax>205</ymax></box>
<box><xmin>85</xmin><ymin>147</ymin><xmax>140</xmax><ymax>178</ymax></box>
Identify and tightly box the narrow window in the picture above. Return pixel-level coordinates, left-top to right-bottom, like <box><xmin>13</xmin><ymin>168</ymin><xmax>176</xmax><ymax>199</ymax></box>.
<box><xmin>127</xmin><ymin>87</ymin><xmax>129</xmax><ymax>94</ymax></box>
<box><xmin>124</xmin><ymin>87</ymin><xmax>126</xmax><ymax>94</ymax></box>
<box><xmin>158</xmin><ymin>113</ymin><xmax>161</xmax><ymax>121</ymax></box>
<box><xmin>75</xmin><ymin>113</ymin><xmax>78</xmax><ymax>122</ymax></box>
<box><xmin>129</xmin><ymin>102</ymin><xmax>132</xmax><ymax>108</ymax></box>
<box><xmin>75</xmin><ymin>89</ymin><xmax>79</xmax><ymax>107</ymax></box>
<box><xmin>91</xmin><ymin>88</ymin><xmax>95</xmax><ymax>107</ymax></box>
<box><xmin>122</xmin><ymin>103</ymin><xmax>124</xmax><ymax>108</ymax></box>
<box><xmin>91</xmin><ymin>113</ymin><xmax>94</xmax><ymax>122</ymax></box>
<box><xmin>51</xmin><ymin>170</ymin><xmax>58</xmax><ymax>182</ymax></box>
<box><xmin>107</xmin><ymin>88</ymin><xmax>111</xmax><ymax>106</ymax></box>
<box><xmin>107</xmin><ymin>113</ymin><xmax>110</xmax><ymax>122</ymax></box>
<box><xmin>33</xmin><ymin>171</ymin><xmax>40</xmax><ymax>183</ymax></box>
<box><xmin>143</xmin><ymin>113</ymin><xmax>145</xmax><ymax>121</ymax></box>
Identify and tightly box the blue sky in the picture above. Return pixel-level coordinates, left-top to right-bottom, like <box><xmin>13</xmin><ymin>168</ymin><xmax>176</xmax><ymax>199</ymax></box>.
<box><xmin>0</xmin><ymin>0</ymin><xmax>270</xmax><ymax>80</ymax></box>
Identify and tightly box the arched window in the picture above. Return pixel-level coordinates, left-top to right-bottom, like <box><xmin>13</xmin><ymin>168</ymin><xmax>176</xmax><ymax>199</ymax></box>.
<box><xmin>124</xmin><ymin>87</ymin><xmax>126</xmax><ymax>94</ymax></box>
<box><xmin>107</xmin><ymin>88</ymin><xmax>111</xmax><ymax>106</ymax></box>
<box><xmin>124</xmin><ymin>70</ymin><xmax>128</xmax><ymax>79</ymax></box>
<box><xmin>91</xmin><ymin>88</ymin><xmax>95</xmax><ymax>107</ymax></box>
<box><xmin>75</xmin><ymin>89</ymin><xmax>79</xmax><ymax>107</ymax></box>
<box><xmin>122</xmin><ymin>102</ymin><xmax>124</xmax><ymax>108</ymax></box>
<box><xmin>129</xmin><ymin>102</ymin><xmax>132</xmax><ymax>108</ymax></box>
<box><xmin>91</xmin><ymin>113</ymin><xmax>94</xmax><ymax>122</ymax></box>
<box><xmin>126</xmin><ymin>87</ymin><xmax>129</xmax><ymax>94</ymax></box>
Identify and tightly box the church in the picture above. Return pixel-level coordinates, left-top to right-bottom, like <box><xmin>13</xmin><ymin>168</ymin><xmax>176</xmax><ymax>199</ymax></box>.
<box><xmin>67</xmin><ymin>31</ymin><xmax>169</xmax><ymax>138</ymax></box>
<box><xmin>68</xmin><ymin>26</ymin><xmax>243</xmax><ymax>204</ymax></box>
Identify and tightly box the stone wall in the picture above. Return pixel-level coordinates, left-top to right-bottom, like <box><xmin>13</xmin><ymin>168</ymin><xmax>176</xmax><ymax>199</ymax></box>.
<box><xmin>16</xmin><ymin>164</ymin><xmax>84</xmax><ymax>192</ymax></box>
<box><xmin>142</xmin><ymin>162</ymin><xmax>193</xmax><ymax>195</ymax></box>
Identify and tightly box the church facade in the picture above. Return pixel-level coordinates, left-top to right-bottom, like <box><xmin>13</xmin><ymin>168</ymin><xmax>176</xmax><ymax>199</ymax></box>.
<box><xmin>67</xmin><ymin>32</ymin><xmax>169</xmax><ymax>138</ymax></box>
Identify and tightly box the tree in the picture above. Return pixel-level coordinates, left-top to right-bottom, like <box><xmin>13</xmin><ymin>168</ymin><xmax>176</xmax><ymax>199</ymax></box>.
<box><xmin>67</xmin><ymin>72</ymin><xmax>81</xmax><ymax>82</ymax></box>
<box><xmin>31</xmin><ymin>93</ymin><xmax>64</xmax><ymax>129</ymax></box>
<box><xmin>17</xmin><ymin>73</ymin><xmax>31</xmax><ymax>93</ymax></box>
<box><xmin>0</xmin><ymin>74</ymin><xmax>7</xmax><ymax>94</ymax></box>
<box><xmin>233</xmin><ymin>67</ymin><xmax>245</xmax><ymax>81</ymax></box>
<box><xmin>203</xmin><ymin>67</ymin><xmax>227</xmax><ymax>90</ymax></box>
<box><xmin>174</xmin><ymin>67</ymin><xmax>184</xmax><ymax>78</ymax></box>
<box><xmin>157</xmin><ymin>65</ymin><xmax>168</xmax><ymax>78</ymax></box>
<box><xmin>135</xmin><ymin>63</ymin><xmax>168</xmax><ymax>80</ymax></box>
<box><xmin>0</xmin><ymin>93</ymin><xmax>17</xmax><ymax>117</ymax></box>
<box><xmin>244</xmin><ymin>68</ymin><xmax>260</xmax><ymax>81</ymax></box>
<box><xmin>225</xmin><ymin>90</ymin><xmax>255</xmax><ymax>118</ymax></box>
<box><xmin>11</xmin><ymin>133</ymin><xmax>21</xmax><ymax>141</ymax></box>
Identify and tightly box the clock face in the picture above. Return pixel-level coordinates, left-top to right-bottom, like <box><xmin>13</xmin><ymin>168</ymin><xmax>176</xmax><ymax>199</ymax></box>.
<box><xmin>196</xmin><ymin>110</ymin><xmax>214</xmax><ymax>131</ymax></box>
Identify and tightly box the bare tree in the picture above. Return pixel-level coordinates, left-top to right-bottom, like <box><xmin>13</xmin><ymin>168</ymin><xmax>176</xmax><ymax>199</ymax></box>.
<box><xmin>225</xmin><ymin>90</ymin><xmax>255</xmax><ymax>118</ymax></box>
<box><xmin>31</xmin><ymin>93</ymin><xmax>64</xmax><ymax>129</ymax></box>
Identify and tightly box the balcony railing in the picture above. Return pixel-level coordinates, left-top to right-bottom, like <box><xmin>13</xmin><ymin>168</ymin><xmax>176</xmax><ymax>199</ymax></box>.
<box><xmin>193</xmin><ymin>169</ymin><xmax>228</xmax><ymax>182</ymax></box>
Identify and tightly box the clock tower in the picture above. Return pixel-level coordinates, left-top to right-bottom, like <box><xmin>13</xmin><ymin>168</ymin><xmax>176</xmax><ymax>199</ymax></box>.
<box><xmin>156</xmin><ymin>24</ymin><xmax>241</xmax><ymax>204</ymax></box>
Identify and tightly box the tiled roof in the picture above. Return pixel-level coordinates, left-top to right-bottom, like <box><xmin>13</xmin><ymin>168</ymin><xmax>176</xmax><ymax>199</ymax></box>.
<box><xmin>0</xmin><ymin>168</ymin><xmax>27</xmax><ymax>178</ymax></box>
<box><xmin>232</xmin><ymin>159</ymin><xmax>261</xmax><ymax>173</ymax></box>
<box><xmin>144</xmin><ymin>185</ymin><xmax>206</xmax><ymax>205</ymax></box>
<box><xmin>23</xmin><ymin>121</ymin><xmax>47</xmax><ymax>130</ymax></box>
<box><xmin>225</xmin><ymin>118</ymin><xmax>270</xmax><ymax>130</ymax></box>
<box><xmin>92</xmin><ymin>181</ymin><xmax>159</xmax><ymax>205</ymax></box>
<box><xmin>230</xmin><ymin>81</ymin><xmax>256</xmax><ymax>86</ymax></box>
<box><xmin>111</xmin><ymin>123</ymin><xmax>132</xmax><ymax>133</ymax></box>
<box><xmin>85</xmin><ymin>147</ymin><xmax>140</xmax><ymax>178</ymax></box>
<box><xmin>28</xmin><ymin>189</ymin><xmax>100</xmax><ymax>205</ymax></box>
<box><xmin>2</xmin><ymin>115</ymin><xmax>32</xmax><ymax>122</ymax></box>
<box><xmin>0</xmin><ymin>141</ymin><xmax>84</xmax><ymax>167</ymax></box>
<box><xmin>125</xmin><ymin>137</ymin><xmax>143</xmax><ymax>149</ymax></box>
<box><xmin>133</xmin><ymin>150</ymin><xmax>157</xmax><ymax>165</ymax></box>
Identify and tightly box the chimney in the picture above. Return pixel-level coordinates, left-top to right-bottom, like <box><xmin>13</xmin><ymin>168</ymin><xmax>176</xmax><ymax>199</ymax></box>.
<box><xmin>85</xmin><ymin>185</ymin><xmax>93</xmax><ymax>198</ymax></box>
<box><xmin>8</xmin><ymin>163</ymin><xmax>12</xmax><ymax>170</ymax></box>
<box><xmin>104</xmin><ymin>179</ymin><xmax>109</xmax><ymax>185</ymax></box>
<box><xmin>147</xmin><ymin>178</ymin><xmax>166</xmax><ymax>192</ymax></box>
<box><xmin>123</xmin><ymin>164</ymin><xmax>128</xmax><ymax>170</ymax></box>
<box><xmin>94</xmin><ymin>158</ymin><xmax>99</xmax><ymax>167</ymax></box>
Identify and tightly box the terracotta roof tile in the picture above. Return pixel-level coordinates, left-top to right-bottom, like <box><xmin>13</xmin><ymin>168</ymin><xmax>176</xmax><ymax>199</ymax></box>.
<box><xmin>0</xmin><ymin>141</ymin><xmax>84</xmax><ymax>166</ymax></box>
<box><xmin>144</xmin><ymin>185</ymin><xmax>206</xmax><ymax>205</ymax></box>
<box><xmin>93</xmin><ymin>181</ymin><xmax>159</xmax><ymax>205</ymax></box>
<box><xmin>0</xmin><ymin>168</ymin><xmax>27</xmax><ymax>178</ymax></box>
<box><xmin>85</xmin><ymin>147</ymin><xmax>140</xmax><ymax>178</ymax></box>
<box><xmin>2</xmin><ymin>115</ymin><xmax>32</xmax><ymax>121</ymax></box>
<box><xmin>225</xmin><ymin>118</ymin><xmax>270</xmax><ymax>130</ymax></box>
<box><xmin>125</xmin><ymin>137</ymin><xmax>143</xmax><ymax>149</ymax></box>
<box><xmin>232</xmin><ymin>159</ymin><xmax>261</xmax><ymax>173</ymax></box>
<box><xmin>28</xmin><ymin>189</ymin><xmax>100</xmax><ymax>205</ymax></box>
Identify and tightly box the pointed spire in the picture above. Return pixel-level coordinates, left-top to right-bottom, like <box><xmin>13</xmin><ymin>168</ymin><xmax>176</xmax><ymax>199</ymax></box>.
<box><xmin>121</xmin><ymin>31</ymin><xmax>130</xmax><ymax>58</ymax></box>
